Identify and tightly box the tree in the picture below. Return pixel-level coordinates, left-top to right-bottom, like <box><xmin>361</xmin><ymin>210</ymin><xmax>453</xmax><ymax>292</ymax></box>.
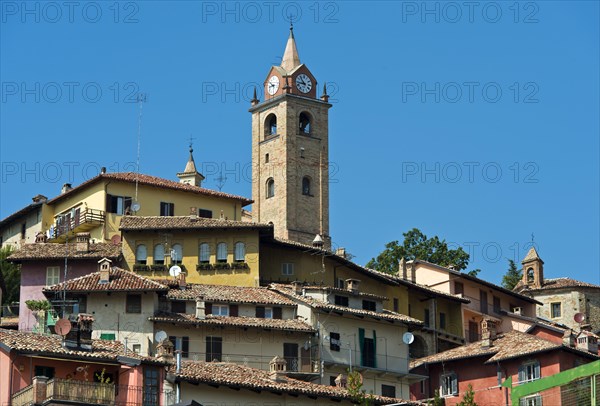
<box><xmin>0</xmin><ymin>246</ymin><xmax>20</xmax><ymax>305</ymax></box>
<box><xmin>366</xmin><ymin>228</ymin><xmax>470</xmax><ymax>274</ymax></box>
<box><xmin>457</xmin><ymin>384</ymin><xmax>477</xmax><ymax>406</ymax></box>
<box><xmin>346</xmin><ymin>371</ymin><xmax>375</xmax><ymax>405</ymax></box>
<box><xmin>428</xmin><ymin>389</ymin><xmax>445</xmax><ymax>406</ymax></box>
<box><xmin>502</xmin><ymin>259</ymin><xmax>522</xmax><ymax>290</ymax></box>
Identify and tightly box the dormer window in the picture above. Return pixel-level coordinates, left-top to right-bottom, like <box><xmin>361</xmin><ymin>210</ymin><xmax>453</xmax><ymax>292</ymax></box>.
<box><xmin>299</xmin><ymin>112</ymin><xmax>311</xmax><ymax>134</ymax></box>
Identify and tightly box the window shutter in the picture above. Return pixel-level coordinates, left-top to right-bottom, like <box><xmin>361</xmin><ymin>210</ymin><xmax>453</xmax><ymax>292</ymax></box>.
<box><xmin>205</xmin><ymin>302</ymin><xmax>212</xmax><ymax>315</ymax></box>
<box><xmin>273</xmin><ymin>307</ymin><xmax>282</xmax><ymax>319</ymax></box>
<box><xmin>256</xmin><ymin>306</ymin><xmax>265</xmax><ymax>318</ymax></box>
<box><xmin>451</xmin><ymin>373</ymin><xmax>458</xmax><ymax>394</ymax></box>
<box><xmin>372</xmin><ymin>330</ymin><xmax>377</xmax><ymax>369</ymax></box>
<box><xmin>358</xmin><ymin>328</ymin><xmax>365</xmax><ymax>366</ymax></box>
<box><xmin>182</xmin><ymin>337</ymin><xmax>189</xmax><ymax>358</ymax></box>
<box><xmin>230</xmin><ymin>304</ymin><xmax>239</xmax><ymax>317</ymax></box>
<box><xmin>106</xmin><ymin>195</ymin><xmax>113</xmax><ymax>212</ymax></box>
<box><xmin>518</xmin><ymin>366</ymin><xmax>525</xmax><ymax>384</ymax></box>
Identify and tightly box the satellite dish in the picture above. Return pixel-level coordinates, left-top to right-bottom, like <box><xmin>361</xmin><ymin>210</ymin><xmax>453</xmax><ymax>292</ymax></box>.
<box><xmin>111</xmin><ymin>235</ymin><xmax>121</xmax><ymax>245</ymax></box>
<box><xmin>155</xmin><ymin>330</ymin><xmax>168</xmax><ymax>343</ymax></box>
<box><xmin>574</xmin><ymin>313</ymin><xmax>586</xmax><ymax>323</ymax></box>
<box><xmin>55</xmin><ymin>318</ymin><xmax>72</xmax><ymax>336</ymax></box>
<box><xmin>169</xmin><ymin>265</ymin><xmax>182</xmax><ymax>277</ymax></box>
<box><xmin>131</xmin><ymin>201</ymin><xmax>141</xmax><ymax>212</ymax></box>
<box><xmin>403</xmin><ymin>332</ymin><xmax>415</xmax><ymax>345</ymax></box>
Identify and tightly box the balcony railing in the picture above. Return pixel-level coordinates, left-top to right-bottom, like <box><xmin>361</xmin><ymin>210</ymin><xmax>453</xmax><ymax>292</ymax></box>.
<box><xmin>11</xmin><ymin>385</ymin><xmax>33</xmax><ymax>406</ymax></box>
<box><xmin>185</xmin><ymin>351</ymin><xmax>320</xmax><ymax>375</ymax></box>
<box><xmin>49</xmin><ymin>208</ymin><xmax>105</xmax><ymax>240</ymax></box>
<box><xmin>11</xmin><ymin>378</ymin><xmax>115</xmax><ymax>406</ymax></box>
<box><xmin>321</xmin><ymin>348</ymin><xmax>409</xmax><ymax>374</ymax></box>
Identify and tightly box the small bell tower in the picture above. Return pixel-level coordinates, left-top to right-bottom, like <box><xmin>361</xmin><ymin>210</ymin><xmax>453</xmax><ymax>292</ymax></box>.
<box><xmin>521</xmin><ymin>247</ymin><xmax>544</xmax><ymax>288</ymax></box>
<box><xmin>177</xmin><ymin>143</ymin><xmax>205</xmax><ymax>187</ymax></box>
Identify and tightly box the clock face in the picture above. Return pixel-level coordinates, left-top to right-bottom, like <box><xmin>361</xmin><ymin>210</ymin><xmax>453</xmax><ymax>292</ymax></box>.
<box><xmin>295</xmin><ymin>74</ymin><xmax>312</xmax><ymax>93</ymax></box>
<box><xmin>267</xmin><ymin>75</ymin><xmax>280</xmax><ymax>95</ymax></box>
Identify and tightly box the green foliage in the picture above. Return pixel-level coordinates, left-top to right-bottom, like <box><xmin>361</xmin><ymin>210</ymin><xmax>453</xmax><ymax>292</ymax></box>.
<box><xmin>457</xmin><ymin>384</ymin><xmax>477</xmax><ymax>406</ymax></box>
<box><xmin>95</xmin><ymin>368</ymin><xmax>111</xmax><ymax>384</ymax></box>
<box><xmin>0</xmin><ymin>246</ymin><xmax>20</xmax><ymax>305</ymax></box>
<box><xmin>502</xmin><ymin>259</ymin><xmax>522</xmax><ymax>290</ymax></box>
<box><xmin>467</xmin><ymin>269</ymin><xmax>481</xmax><ymax>277</ymax></box>
<box><xmin>346</xmin><ymin>371</ymin><xmax>375</xmax><ymax>405</ymax></box>
<box><xmin>366</xmin><ymin>228</ymin><xmax>470</xmax><ymax>274</ymax></box>
<box><xmin>428</xmin><ymin>389</ymin><xmax>445</xmax><ymax>406</ymax></box>
<box><xmin>25</xmin><ymin>299</ymin><xmax>51</xmax><ymax>312</ymax></box>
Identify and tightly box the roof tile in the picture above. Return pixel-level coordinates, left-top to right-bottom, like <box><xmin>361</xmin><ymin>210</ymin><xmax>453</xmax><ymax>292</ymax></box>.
<box><xmin>8</xmin><ymin>242</ymin><xmax>121</xmax><ymax>261</ymax></box>
<box><xmin>43</xmin><ymin>267</ymin><xmax>168</xmax><ymax>293</ymax></box>
<box><xmin>120</xmin><ymin>216</ymin><xmax>272</xmax><ymax>231</ymax></box>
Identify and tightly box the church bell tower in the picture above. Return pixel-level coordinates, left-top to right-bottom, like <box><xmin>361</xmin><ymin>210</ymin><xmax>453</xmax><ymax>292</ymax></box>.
<box><xmin>250</xmin><ymin>25</ymin><xmax>332</xmax><ymax>247</ymax></box>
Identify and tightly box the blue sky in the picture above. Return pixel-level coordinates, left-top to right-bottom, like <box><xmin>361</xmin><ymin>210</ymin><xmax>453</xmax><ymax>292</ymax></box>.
<box><xmin>1</xmin><ymin>1</ymin><xmax>598</xmax><ymax>286</ymax></box>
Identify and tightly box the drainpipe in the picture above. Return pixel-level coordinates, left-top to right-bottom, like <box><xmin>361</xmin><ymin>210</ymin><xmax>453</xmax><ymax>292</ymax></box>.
<box><xmin>175</xmin><ymin>350</ymin><xmax>182</xmax><ymax>403</ymax></box>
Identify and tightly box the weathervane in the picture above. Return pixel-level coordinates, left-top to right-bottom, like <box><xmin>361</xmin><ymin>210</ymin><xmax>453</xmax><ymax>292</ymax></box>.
<box><xmin>215</xmin><ymin>170</ymin><xmax>227</xmax><ymax>191</ymax></box>
<box><xmin>188</xmin><ymin>134</ymin><xmax>196</xmax><ymax>151</ymax></box>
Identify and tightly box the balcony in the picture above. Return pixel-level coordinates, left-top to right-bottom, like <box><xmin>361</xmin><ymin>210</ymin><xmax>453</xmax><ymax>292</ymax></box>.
<box><xmin>49</xmin><ymin>208</ymin><xmax>105</xmax><ymax>242</ymax></box>
<box><xmin>11</xmin><ymin>378</ymin><xmax>115</xmax><ymax>406</ymax></box>
<box><xmin>321</xmin><ymin>347</ymin><xmax>409</xmax><ymax>375</ymax></box>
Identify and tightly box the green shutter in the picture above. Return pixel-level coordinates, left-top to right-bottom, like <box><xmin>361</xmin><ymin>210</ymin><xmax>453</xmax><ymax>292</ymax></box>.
<box><xmin>100</xmin><ymin>333</ymin><xmax>116</xmax><ymax>341</ymax></box>
<box><xmin>372</xmin><ymin>330</ymin><xmax>377</xmax><ymax>368</ymax></box>
<box><xmin>358</xmin><ymin>328</ymin><xmax>365</xmax><ymax>366</ymax></box>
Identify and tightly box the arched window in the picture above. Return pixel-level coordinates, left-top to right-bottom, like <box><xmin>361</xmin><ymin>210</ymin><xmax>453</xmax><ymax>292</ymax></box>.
<box><xmin>265</xmin><ymin>114</ymin><xmax>277</xmax><ymax>137</ymax></box>
<box><xmin>135</xmin><ymin>244</ymin><xmax>147</xmax><ymax>264</ymax></box>
<box><xmin>217</xmin><ymin>242</ymin><xmax>228</xmax><ymax>263</ymax></box>
<box><xmin>265</xmin><ymin>153</ymin><xmax>269</xmax><ymax>163</ymax></box>
<box><xmin>154</xmin><ymin>244</ymin><xmax>165</xmax><ymax>265</ymax></box>
<box><xmin>299</xmin><ymin>112</ymin><xmax>311</xmax><ymax>134</ymax></box>
<box><xmin>302</xmin><ymin>176</ymin><xmax>311</xmax><ymax>196</ymax></box>
<box><xmin>171</xmin><ymin>243</ymin><xmax>183</xmax><ymax>265</ymax></box>
<box><xmin>234</xmin><ymin>242</ymin><xmax>245</xmax><ymax>262</ymax></box>
<box><xmin>527</xmin><ymin>268</ymin><xmax>534</xmax><ymax>283</ymax></box>
<box><xmin>266</xmin><ymin>178</ymin><xmax>275</xmax><ymax>199</ymax></box>
<box><xmin>199</xmin><ymin>243</ymin><xmax>210</xmax><ymax>264</ymax></box>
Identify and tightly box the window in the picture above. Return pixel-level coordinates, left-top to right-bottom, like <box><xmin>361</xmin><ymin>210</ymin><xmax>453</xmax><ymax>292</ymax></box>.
<box><xmin>143</xmin><ymin>367</ymin><xmax>160</xmax><ymax>406</ymax></box>
<box><xmin>283</xmin><ymin>343</ymin><xmax>299</xmax><ymax>372</ymax></box>
<box><xmin>213</xmin><ymin>304</ymin><xmax>229</xmax><ymax>316</ymax></box>
<box><xmin>520</xmin><ymin>395</ymin><xmax>543</xmax><ymax>406</ymax></box>
<box><xmin>454</xmin><ymin>281</ymin><xmax>464</xmax><ymax>295</ymax></box>
<box><xmin>439</xmin><ymin>312</ymin><xmax>446</xmax><ymax>329</ymax></box>
<box><xmin>424</xmin><ymin>308</ymin><xmax>430</xmax><ymax>327</ymax></box>
<box><xmin>420</xmin><ymin>379</ymin><xmax>426</xmax><ymax>394</ymax></box>
<box><xmin>519</xmin><ymin>361</ymin><xmax>541</xmax><ymax>384</ymax></box>
<box><xmin>329</xmin><ymin>376</ymin><xmax>337</xmax><ymax>386</ymax></box>
<box><xmin>132</xmin><ymin>344</ymin><xmax>141</xmax><ymax>354</ymax></box>
<box><xmin>281</xmin><ymin>263</ymin><xmax>294</xmax><ymax>276</ymax></box>
<box><xmin>75</xmin><ymin>296</ymin><xmax>87</xmax><ymax>314</ymax></box>
<box><xmin>408</xmin><ymin>304</ymin><xmax>412</xmax><ymax>317</ymax></box>
<box><xmin>266</xmin><ymin>114</ymin><xmax>277</xmax><ymax>136</ymax></box>
<box><xmin>381</xmin><ymin>384</ymin><xmax>396</xmax><ymax>397</ymax></box>
<box><xmin>362</xmin><ymin>300</ymin><xmax>376</xmax><ymax>311</ymax></box>
<box><xmin>106</xmin><ymin>194</ymin><xmax>132</xmax><ymax>215</ymax></box>
<box><xmin>334</xmin><ymin>295</ymin><xmax>349</xmax><ymax>307</ymax></box>
<box><xmin>265</xmin><ymin>153</ymin><xmax>270</xmax><ymax>163</ymax></box>
<box><xmin>199</xmin><ymin>243</ymin><xmax>210</xmax><ymax>263</ymax></box>
<box><xmin>206</xmin><ymin>336</ymin><xmax>222</xmax><ymax>362</ymax></box>
<box><xmin>264</xmin><ymin>307</ymin><xmax>273</xmax><ymax>318</ymax></box>
<box><xmin>299</xmin><ymin>112</ymin><xmax>311</xmax><ymax>134</ymax></box>
<box><xmin>273</xmin><ymin>307</ymin><xmax>282</xmax><ymax>319</ymax></box>
<box><xmin>126</xmin><ymin>294</ymin><xmax>142</xmax><ymax>313</ymax></box>
<box><xmin>330</xmin><ymin>332</ymin><xmax>341</xmax><ymax>351</ymax></box>
<box><xmin>153</xmin><ymin>244</ymin><xmax>165</xmax><ymax>265</ymax></box>
<box><xmin>169</xmin><ymin>336</ymin><xmax>190</xmax><ymax>358</ymax></box>
<box><xmin>234</xmin><ymin>242</ymin><xmax>245</xmax><ymax>262</ymax></box>
<box><xmin>46</xmin><ymin>266</ymin><xmax>60</xmax><ymax>286</ymax></box>
<box><xmin>362</xmin><ymin>337</ymin><xmax>375</xmax><ymax>368</ymax></box>
<box><xmin>160</xmin><ymin>202</ymin><xmax>174</xmax><ymax>216</ymax></box>
<box><xmin>136</xmin><ymin>244</ymin><xmax>147</xmax><ymax>264</ymax></box>
<box><xmin>302</xmin><ymin>176</ymin><xmax>311</xmax><ymax>195</ymax></box>
<box><xmin>34</xmin><ymin>366</ymin><xmax>55</xmax><ymax>379</ymax></box>
<box><xmin>480</xmin><ymin>290</ymin><xmax>488</xmax><ymax>314</ymax></box>
<box><xmin>198</xmin><ymin>209</ymin><xmax>212</xmax><ymax>218</ymax></box>
<box><xmin>171</xmin><ymin>301</ymin><xmax>186</xmax><ymax>313</ymax></box>
<box><xmin>256</xmin><ymin>306</ymin><xmax>267</xmax><ymax>318</ymax></box>
<box><xmin>441</xmin><ymin>372</ymin><xmax>458</xmax><ymax>396</ymax></box>
<box><xmin>527</xmin><ymin>268</ymin><xmax>534</xmax><ymax>283</ymax></box>
<box><xmin>21</xmin><ymin>223</ymin><xmax>26</xmax><ymax>239</ymax></box>
<box><xmin>266</xmin><ymin>178</ymin><xmax>275</xmax><ymax>198</ymax></box>
<box><xmin>393</xmin><ymin>298</ymin><xmax>399</xmax><ymax>313</ymax></box>
<box><xmin>216</xmin><ymin>243</ymin><xmax>228</xmax><ymax>262</ymax></box>
<box><xmin>551</xmin><ymin>302</ymin><xmax>562</xmax><ymax>318</ymax></box>
<box><xmin>171</xmin><ymin>243</ymin><xmax>183</xmax><ymax>264</ymax></box>
<box><xmin>100</xmin><ymin>333</ymin><xmax>116</xmax><ymax>340</ymax></box>
<box><xmin>493</xmin><ymin>296</ymin><xmax>501</xmax><ymax>313</ymax></box>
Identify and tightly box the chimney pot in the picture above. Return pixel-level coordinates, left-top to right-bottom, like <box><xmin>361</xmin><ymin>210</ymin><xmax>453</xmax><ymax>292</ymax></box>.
<box><xmin>61</xmin><ymin>183</ymin><xmax>73</xmax><ymax>194</ymax></box>
<box><xmin>345</xmin><ymin>278</ymin><xmax>360</xmax><ymax>293</ymax></box>
<box><xmin>100</xmin><ymin>167</ymin><xmax>106</xmax><ymax>174</ymax></box>
<box><xmin>195</xmin><ymin>300</ymin><xmax>206</xmax><ymax>319</ymax></box>
<box><xmin>334</xmin><ymin>373</ymin><xmax>347</xmax><ymax>388</ymax></box>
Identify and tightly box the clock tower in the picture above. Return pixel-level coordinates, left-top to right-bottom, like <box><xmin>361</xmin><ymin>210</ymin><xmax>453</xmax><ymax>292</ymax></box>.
<box><xmin>250</xmin><ymin>25</ymin><xmax>332</xmax><ymax>247</ymax></box>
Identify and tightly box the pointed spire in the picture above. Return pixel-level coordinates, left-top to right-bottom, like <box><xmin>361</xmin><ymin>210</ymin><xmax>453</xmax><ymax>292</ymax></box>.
<box><xmin>177</xmin><ymin>140</ymin><xmax>205</xmax><ymax>187</ymax></box>
<box><xmin>320</xmin><ymin>82</ymin><xmax>329</xmax><ymax>102</ymax></box>
<box><xmin>251</xmin><ymin>86</ymin><xmax>259</xmax><ymax>106</ymax></box>
<box><xmin>281</xmin><ymin>24</ymin><xmax>301</xmax><ymax>72</ymax></box>
<box><xmin>522</xmin><ymin>246</ymin><xmax>542</xmax><ymax>263</ymax></box>
<box><xmin>183</xmin><ymin>144</ymin><xmax>197</xmax><ymax>174</ymax></box>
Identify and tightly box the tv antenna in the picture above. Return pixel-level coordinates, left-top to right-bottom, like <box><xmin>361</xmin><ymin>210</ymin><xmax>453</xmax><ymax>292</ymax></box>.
<box><xmin>134</xmin><ymin>93</ymin><xmax>147</xmax><ymax>206</ymax></box>
<box><xmin>215</xmin><ymin>170</ymin><xmax>227</xmax><ymax>191</ymax></box>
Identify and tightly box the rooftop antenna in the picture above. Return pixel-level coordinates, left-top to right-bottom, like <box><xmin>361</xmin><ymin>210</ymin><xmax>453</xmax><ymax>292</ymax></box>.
<box><xmin>215</xmin><ymin>170</ymin><xmax>227</xmax><ymax>191</ymax></box>
<box><xmin>134</xmin><ymin>93</ymin><xmax>147</xmax><ymax>210</ymax></box>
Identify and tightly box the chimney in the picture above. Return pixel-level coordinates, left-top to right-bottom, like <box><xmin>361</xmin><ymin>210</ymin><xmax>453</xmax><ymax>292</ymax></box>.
<box><xmin>481</xmin><ymin>318</ymin><xmax>497</xmax><ymax>348</ymax></box>
<box><xmin>398</xmin><ymin>257</ymin><xmax>407</xmax><ymax>280</ymax></box>
<box><xmin>98</xmin><ymin>258</ymin><xmax>112</xmax><ymax>284</ymax></box>
<box><xmin>32</xmin><ymin>194</ymin><xmax>47</xmax><ymax>203</ymax></box>
<box><xmin>75</xmin><ymin>232</ymin><xmax>90</xmax><ymax>253</ymax></box>
<box><xmin>32</xmin><ymin>376</ymin><xmax>49</xmax><ymax>404</ymax></box>
<box><xmin>335</xmin><ymin>247</ymin><xmax>347</xmax><ymax>259</ymax></box>
<box><xmin>290</xmin><ymin>281</ymin><xmax>303</xmax><ymax>295</ymax></box>
<box><xmin>312</xmin><ymin>234</ymin><xmax>324</xmax><ymax>248</ymax></box>
<box><xmin>334</xmin><ymin>373</ymin><xmax>347</xmax><ymax>388</ymax></box>
<box><xmin>512</xmin><ymin>307</ymin><xmax>522</xmax><ymax>315</ymax></box>
<box><xmin>269</xmin><ymin>356</ymin><xmax>287</xmax><ymax>382</ymax></box>
<box><xmin>156</xmin><ymin>339</ymin><xmax>175</xmax><ymax>365</ymax></box>
<box><xmin>61</xmin><ymin>183</ymin><xmax>72</xmax><ymax>194</ymax></box>
<box><xmin>345</xmin><ymin>278</ymin><xmax>360</xmax><ymax>294</ymax></box>
<box><xmin>100</xmin><ymin>167</ymin><xmax>107</xmax><ymax>174</ymax></box>
<box><xmin>177</xmin><ymin>273</ymin><xmax>187</xmax><ymax>289</ymax></box>
<box><xmin>77</xmin><ymin>314</ymin><xmax>94</xmax><ymax>350</ymax></box>
<box><xmin>189</xmin><ymin>207</ymin><xmax>198</xmax><ymax>220</ymax></box>
<box><xmin>563</xmin><ymin>329</ymin><xmax>576</xmax><ymax>347</ymax></box>
<box><xmin>195</xmin><ymin>300</ymin><xmax>206</xmax><ymax>319</ymax></box>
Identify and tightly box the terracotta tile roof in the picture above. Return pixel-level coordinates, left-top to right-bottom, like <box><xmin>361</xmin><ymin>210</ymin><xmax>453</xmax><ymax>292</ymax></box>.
<box><xmin>43</xmin><ymin>267</ymin><xmax>168</xmax><ymax>293</ymax></box>
<box><xmin>167</xmin><ymin>284</ymin><xmax>299</xmax><ymax>306</ymax></box>
<box><xmin>301</xmin><ymin>285</ymin><xmax>389</xmax><ymax>301</ymax></box>
<box><xmin>0</xmin><ymin>317</ymin><xmax>19</xmax><ymax>328</ymax></box>
<box><xmin>120</xmin><ymin>216</ymin><xmax>272</xmax><ymax>231</ymax></box>
<box><xmin>0</xmin><ymin>200</ymin><xmax>44</xmax><ymax>228</ymax></box>
<box><xmin>47</xmin><ymin>172</ymin><xmax>252</xmax><ymax>206</ymax></box>
<box><xmin>521</xmin><ymin>277</ymin><xmax>600</xmax><ymax>292</ymax></box>
<box><xmin>270</xmin><ymin>284</ymin><xmax>424</xmax><ymax>326</ymax></box>
<box><xmin>411</xmin><ymin>330</ymin><xmax>599</xmax><ymax>369</ymax></box>
<box><xmin>0</xmin><ymin>328</ymin><xmax>148</xmax><ymax>362</ymax></box>
<box><xmin>150</xmin><ymin>312</ymin><xmax>315</xmax><ymax>333</ymax></box>
<box><xmin>522</xmin><ymin>247</ymin><xmax>542</xmax><ymax>263</ymax></box>
<box><xmin>172</xmin><ymin>361</ymin><xmax>417</xmax><ymax>405</ymax></box>
<box><xmin>8</xmin><ymin>242</ymin><xmax>121</xmax><ymax>262</ymax></box>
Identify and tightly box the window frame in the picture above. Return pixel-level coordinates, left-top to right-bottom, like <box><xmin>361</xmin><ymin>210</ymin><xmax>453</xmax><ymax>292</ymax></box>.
<box><xmin>381</xmin><ymin>384</ymin><xmax>396</xmax><ymax>398</ymax></box>
<box><xmin>266</xmin><ymin>178</ymin><xmax>275</xmax><ymax>199</ymax></box>
<box><xmin>159</xmin><ymin>202</ymin><xmax>174</xmax><ymax>217</ymax></box>
<box><xmin>334</xmin><ymin>295</ymin><xmax>349</xmax><ymax>307</ymax></box>
<box><xmin>440</xmin><ymin>372</ymin><xmax>458</xmax><ymax>396</ymax></box>
<box><xmin>234</xmin><ymin>242</ymin><xmax>245</xmax><ymax>262</ymax></box>
<box><xmin>550</xmin><ymin>302</ymin><xmax>562</xmax><ymax>318</ymax></box>
<box><xmin>153</xmin><ymin>244</ymin><xmax>165</xmax><ymax>265</ymax></box>
<box><xmin>206</xmin><ymin>336</ymin><xmax>223</xmax><ymax>362</ymax></box>
<box><xmin>519</xmin><ymin>360</ymin><xmax>541</xmax><ymax>384</ymax></box>
<box><xmin>216</xmin><ymin>242</ymin><xmax>228</xmax><ymax>263</ymax></box>
<box><xmin>212</xmin><ymin>304</ymin><xmax>229</xmax><ymax>316</ymax></box>
<box><xmin>329</xmin><ymin>332</ymin><xmax>341</xmax><ymax>352</ymax></box>
<box><xmin>439</xmin><ymin>312</ymin><xmax>446</xmax><ymax>330</ymax></box>
<box><xmin>281</xmin><ymin>263</ymin><xmax>294</xmax><ymax>276</ymax></box>
<box><xmin>46</xmin><ymin>266</ymin><xmax>61</xmax><ymax>286</ymax></box>
<box><xmin>126</xmin><ymin>294</ymin><xmax>142</xmax><ymax>314</ymax></box>
<box><xmin>302</xmin><ymin>176</ymin><xmax>311</xmax><ymax>196</ymax></box>
<box><xmin>199</xmin><ymin>243</ymin><xmax>210</xmax><ymax>263</ymax></box>
<box><xmin>362</xmin><ymin>300</ymin><xmax>376</xmax><ymax>311</ymax></box>
<box><xmin>171</xmin><ymin>243</ymin><xmax>183</xmax><ymax>265</ymax></box>
<box><xmin>135</xmin><ymin>244</ymin><xmax>147</xmax><ymax>265</ymax></box>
